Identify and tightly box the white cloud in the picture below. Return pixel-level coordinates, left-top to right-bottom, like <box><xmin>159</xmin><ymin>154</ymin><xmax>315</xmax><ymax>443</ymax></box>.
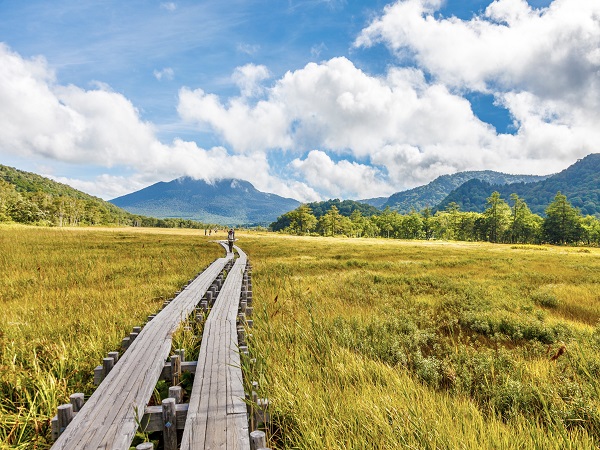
<box><xmin>356</xmin><ymin>0</ymin><xmax>600</xmax><ymax>93</ymax></box>
<box><xmin>179</xmin><ymin>57</ymin><xmax>496</xmax><ymax>156</ymax></box>
<box><xmin>154</xmin><ymin>67</ymin><xmax>174</xmax><ymax>81</ymax></box>
<box><xmin>0</xmin><ymin>44</ymin><xmax>313</xmax><ymax>200</ymax></box>
<box><xmin>355</xmin><ymin>0</ymin><xmax>600</xmax><ymax>120</ymax></box>
<box><xmin>291</xmin><ymin>150</ymin><xmax>391</xmax><ymax>199</ymax></box>
<box><xmin>231</xmin><ymin>63</ymin><xmax>270</xmax><ymax>98</ymax></box>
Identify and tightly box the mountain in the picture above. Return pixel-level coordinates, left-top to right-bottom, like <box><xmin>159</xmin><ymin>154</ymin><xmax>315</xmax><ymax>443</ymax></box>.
<box><xmin>358</xmin><ymin>196</ymin><xmax>388</xmax><ymax>208</ymax></box>
<box><xmin>110</xmin><ymin>177</ymin><xmax>300</xmax><ymax>225</ymax></box>
<box><xmin>382</xmin><ymin>171</ymin><xmax>550</xmax><ymax>213</ymax></box>
<box><xmin>437</xmin><ymin>154</ymin><xmax>600</xmax><ymax>216</ymax></box>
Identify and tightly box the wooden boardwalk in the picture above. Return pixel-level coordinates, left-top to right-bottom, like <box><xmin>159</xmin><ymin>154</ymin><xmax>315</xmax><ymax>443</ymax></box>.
<box><xmin>180</xmin><ymin>246</ymin><xmax>249</xmax><ymax>449</ymax></box>
<box><xmin>51</xmin><ymin>249</ymin><xmax>235</xmax><ymax>450</ymax></box>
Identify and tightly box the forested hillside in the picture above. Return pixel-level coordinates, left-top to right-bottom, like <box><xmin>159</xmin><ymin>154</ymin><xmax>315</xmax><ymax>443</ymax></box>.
<box><xmin>0</xmin><ymin>165</ymin><xmax>211</xmax><ymax>228</ymax></box>
<box><xmin>438</xmin><ymin>154</ymin><xmax>600</xmax><ymax>216</ymax></box>
<box><xmin>384</xmin><ymin>171</ymin><xmax>549</xmax><ymax>213</ymax></box>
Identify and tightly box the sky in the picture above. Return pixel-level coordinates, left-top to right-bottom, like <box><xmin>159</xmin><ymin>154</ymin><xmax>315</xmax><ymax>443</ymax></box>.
<box><xmin>0</xmin><ymin>0</ymin><xmax>598</xmax><ymax>202</ymax></box>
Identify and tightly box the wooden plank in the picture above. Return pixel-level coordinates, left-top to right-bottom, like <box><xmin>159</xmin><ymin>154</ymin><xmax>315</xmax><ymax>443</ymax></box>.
<box><xmin>51</xmin><ymin>254</ymin><xmax>232</xmax><ymax>450</ymax></box>
<box><xmin>181</xmin><ymin>247</ymin><xmax>250</xmax><ymax>449</ymax></box>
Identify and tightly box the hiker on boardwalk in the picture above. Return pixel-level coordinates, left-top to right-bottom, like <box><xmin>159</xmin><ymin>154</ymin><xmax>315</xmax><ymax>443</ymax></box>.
<box><xmin>227</xmin><ymin>228</ymin><xmax>235</xmax><ymax>252</ymax></box>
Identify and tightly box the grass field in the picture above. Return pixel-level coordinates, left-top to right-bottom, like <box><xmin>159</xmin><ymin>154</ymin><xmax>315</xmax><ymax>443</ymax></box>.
<box><xmin>1</xmin><ymin>226</ymin><xmax>599</xmax><ymax>448</ymax></box>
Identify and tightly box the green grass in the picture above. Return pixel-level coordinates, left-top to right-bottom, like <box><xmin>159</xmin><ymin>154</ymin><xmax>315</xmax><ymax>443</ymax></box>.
<box><xmin>2</xmin><ymin>228</ymin><xmax>600</xmax><ymax>448</ymax></box>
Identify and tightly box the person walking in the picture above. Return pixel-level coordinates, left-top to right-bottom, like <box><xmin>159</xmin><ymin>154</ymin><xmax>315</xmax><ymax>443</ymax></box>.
<box><xmin>227</xmin><ymin>228</ymin><xmax>235</xmax><ymax>253</ymax></box>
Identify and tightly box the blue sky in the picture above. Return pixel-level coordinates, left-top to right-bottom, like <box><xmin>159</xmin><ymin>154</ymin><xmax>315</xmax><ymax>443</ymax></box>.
<box><xmin>0</xmin><ymin>0</ymin><xmax>598</xmax><ymax>201</ymax></box>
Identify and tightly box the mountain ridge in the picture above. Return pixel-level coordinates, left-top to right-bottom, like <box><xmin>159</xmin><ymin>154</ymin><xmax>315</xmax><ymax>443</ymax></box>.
<box><xmin>382</xmin><ymin>170</ymin><xmax>550</xmax><ymax>213</ymax></box>
<box><xmin>110</xmin><ymin>177</ymin><xmax>300</xmax><ymax>225</ymax></box>
<box><xmin>437</xmin><ymin>154</ymin><xmax>600</xmax><ymax>216</ymax></box>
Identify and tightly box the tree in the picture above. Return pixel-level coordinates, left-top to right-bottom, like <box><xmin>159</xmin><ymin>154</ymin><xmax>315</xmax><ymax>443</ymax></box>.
<box><xmin>319</xmin><ymin>205</ymin><xmax>343</xmax><ymax>236</ymax></box>
<box><xmin>543</xmin><ymin>192</ymin><xmax>583</xmax><ymax>244</ymax></box>
<box><xmin>509</xmin><ymin>194</ymin><xmax>542</xmax><ymax>244</ymax></box>
<box><xmin>0</xmin><ymin>180</ymin><xmax>20</xmax><ymax>222</ymax></box>
<box><xmin>581</xmin><ymin>215</ymin><xmax>600</xmax><ymax>246</ymax></box>
<box><xmin>482</xmin><ymin>192</ymin><xmax>511</xmax><ymax>243</ymax></box>
<box><xmin>287</xmin><ymin>204</ymin><xmax>317</xmax><ymax>234</ymax></box>
<box><xmin>421</xmin><ymin>207</ymin><xmax>433</xmax><ymax>240</ymax></box>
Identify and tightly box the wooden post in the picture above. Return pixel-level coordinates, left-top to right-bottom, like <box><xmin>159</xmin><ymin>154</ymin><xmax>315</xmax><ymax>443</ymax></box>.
<box><xmin>51</xmin><ymin>416</ymin><xmax>59</xmax><ymax>441</ymax></box>
<box><xmin>108</xmin><ymin>351</ymin><xmax>119</xmax><ymax>364</ymax></box>
<box><xmin>250</xmin><ymin>430</ymin><xmax>266</xmax><ymax>450</ymax></box>
<box><xmin>168</xmin><ymin>386</ymin><xmax>183</xmax><ymax>404</ymax></box>
<box><xmin>171</xmin><ymin>354</ymin><xmax>181</xmax><ymax>386</ymax></box>
<box><xmin>162</xmin><ymin>398</ymin><xmax>177</xmax><ymax>450</ymax></box>
<box><xmin>129</xmin><ymin>331</ymin><xmax>139</xmax><ymax>343</ymax></box>
<box><xmin>177</xmin><ymin>348</ymin><xmax>185</xmax><ymax>362</ymax></box>
<box><xmin>70</xmin><ymin>393</ymin><xmax>85</xmax><ymax>412</ymax></box>
<box><xmin>93</xmin><ymin>365</ymin><xmax>103</xmax><ymax>385</ymax></box>
<box><xmin>205</xmin><ymin>291</ymin><xmax>213</xmax><ymax>307</ymax></box>
<box><xmin>103</xmin><ymin>357</ymin><xmax>115</xmax><ymax>377</ymax></box>
<box><xmin>121</xmin><ymin>337</ymin><xmax>131</xmax><ymax>350</ymax></box>
<box><xmin>136</xmin><ymin>443</ymin><xmax>154</xmax><ymax>450</ymax></box>
<box><xmin>256</xmin><ymin>398</ymin><xmax>270</xmax><ymax>426</ymax></box>
<box><xmin>237</xmin><ymin>327</ymin><xmax>246</xmax><ymax>345</ymax></box>
<box><xmin>133</xmin><ymin>326</ymin><xmax>142</xmax><ymax>334</ymax></box>
<box><xmin>57</xmin><ymin>403</ymin><xmax>74</xmax><ymax>433</ymax></box>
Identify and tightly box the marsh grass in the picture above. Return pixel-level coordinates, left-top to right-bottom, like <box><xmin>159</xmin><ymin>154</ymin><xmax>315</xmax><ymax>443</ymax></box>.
<box><xmin>3</xmin><ymin>228</ymin><xmax>600</xmax><ymax>448</ymax></box>
<box><xmin>240</xmin><ymin>234</ymin><xmax>600</xmax><ymax>448</ymax></box>
<box><xmin>0</xmin><ymin>225</ymin><xmax>221</xmax><ymax>448</ymax></box>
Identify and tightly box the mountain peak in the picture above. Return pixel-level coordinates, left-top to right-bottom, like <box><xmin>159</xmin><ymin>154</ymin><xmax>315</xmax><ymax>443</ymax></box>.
<box><xmin>111</xmin><ymin>177</ymin><xmax>299</xmax><ymax>225</ymax></box>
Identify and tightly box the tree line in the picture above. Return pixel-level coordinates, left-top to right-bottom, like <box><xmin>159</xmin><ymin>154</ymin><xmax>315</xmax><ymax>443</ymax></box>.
<box><xmin>271</xmin><ymin>191</ymin><xmax>600</xmax><ymax>246</ymax></box>
<box><xmin>0</xmin><ymin>179</ymin><xmax>218</xmax><ymax>230</ymax></box>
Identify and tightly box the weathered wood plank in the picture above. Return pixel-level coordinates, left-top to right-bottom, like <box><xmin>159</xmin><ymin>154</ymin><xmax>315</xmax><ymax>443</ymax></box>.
<box><xmin>180</xmin><ymin>246</ymin><xmax>249</xmax><ymax>449</ymax></box>
<box><xmin>51</xmin><ymin>254</ymin><xmax>232</xmax><ymax>450</ymax></box>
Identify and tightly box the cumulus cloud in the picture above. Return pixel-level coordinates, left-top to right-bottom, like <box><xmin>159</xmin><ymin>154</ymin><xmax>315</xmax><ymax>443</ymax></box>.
<box><xmin>291</xmin><ymin>150</ymin><xmax>391</xmax><ymax>199</ymax></box>
<box><xmin>231</xmin><ymin>63</ymin><xmax>270</xmax><ymax>98</ymax></box>
<box><xmin>355</xmin><ymin>0</ymin><xmax>600</xmax><ymax>149</ymax></box>
<box><xmin>356</xmin><ymin>0</ymin><xmax>600</xmax><ymax>98</ymax></box>
<box><xmin>179</xmin><ymin>57</ymin><xmax>495</xmax><ymax>156</ymax></box>
<box><xmin>0</xmin><ymin>44</ymin><xmax>314</xmax><ymax>200</ymax></box>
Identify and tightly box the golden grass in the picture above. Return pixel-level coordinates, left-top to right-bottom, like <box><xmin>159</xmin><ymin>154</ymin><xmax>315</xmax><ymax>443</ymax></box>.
<box><xmin>2</xmin><ymin>228</ymin><xmax>600</xmax><ymax>448</ymax></box>
<box><xmin>240</xmin><ymin>233</ymin><xmax>600</xmax><ymax>449</ymax></box>
<box><xmin>0</xmin><ymin>225</ymin><xmax>222</xmax><ymax>448</ymax></box>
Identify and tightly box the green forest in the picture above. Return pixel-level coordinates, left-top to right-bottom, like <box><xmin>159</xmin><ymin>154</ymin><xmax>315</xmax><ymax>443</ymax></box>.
<box><xmin>0</xmin><ymin>165</ymin><xmax>214</xmax><ymax>229</ymax></box>
<box><xmin>271</xmin><ymin>191</ymin><xmax>600</xmax><ymax>245</ymax></box>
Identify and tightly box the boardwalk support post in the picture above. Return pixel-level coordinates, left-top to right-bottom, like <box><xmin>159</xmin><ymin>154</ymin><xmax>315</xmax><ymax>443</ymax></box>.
<box><xmin>69</xmin><ymin>393</ymin><xmax>85</xmax><ymax>412</ymax></box>
<box><xmin>171</xmin><ymin>354</ymin><xmax>181</xmax><ymax>386</ymax></box>
<box><xmin>250</xmin><ymin>430</ymin><xmax>266</xmax><ymax>450</ymax></box>
<box><xmin>57</xmin><ymin>403</ymin><xmax>74</xmax><ymax>434</ymax></box>
<box><xmin>136</xmin><ymin>443</ymin><xmax>154</xmax><ymax>450</ymax></box>
<box><xmin>169</xmin><ymin>386</ymin><xmax>183</xmax><ymax>404</ymax></box>
<box><xmin>162</xmin><ymin>398</ymin><xmax>177</xmax><ymax>450</ymax></box>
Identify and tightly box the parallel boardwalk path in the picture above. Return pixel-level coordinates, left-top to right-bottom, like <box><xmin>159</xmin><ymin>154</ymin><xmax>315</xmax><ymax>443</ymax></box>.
<box><xmin>52</xmin><ymin>252</ymin><xmax>233</xmax><ymax>450</ymax></box>
<box><xmin>180</xmin><ymin>245</ymin><xmax>249</xmax><ymax>449</ymax></box>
